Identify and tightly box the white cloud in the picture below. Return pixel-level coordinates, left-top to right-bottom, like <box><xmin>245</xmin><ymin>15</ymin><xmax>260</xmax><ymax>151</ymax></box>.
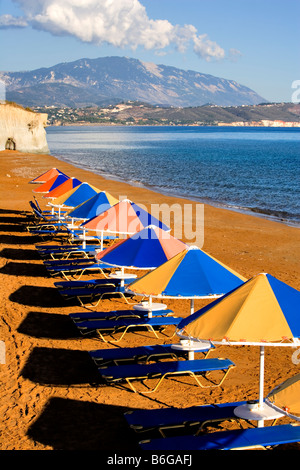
<box><xmin>0</xmin><ymin>14</ymin><xmax>28</xmax><ymax>28</ymax></box>
<box><xmin>7</xmin><ymin>0</ymin><xmax>230</xmax><ymax>61</ymax></box>
<box><xmin>193</xmin><ymin>34</ymin><xmax>226</xmax><ymax>61</ymax></box>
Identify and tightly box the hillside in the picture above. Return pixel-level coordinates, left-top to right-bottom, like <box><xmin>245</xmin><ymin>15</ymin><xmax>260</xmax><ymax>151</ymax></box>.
<box><xmin>33</xmin><ymin>101</ymin><xmax>300</xmax><ymax>127</ymax></box>
<box><xmin>1</xmin><ymin>56</ymin><xmax>266</xmax><ymax>108</ymax></box>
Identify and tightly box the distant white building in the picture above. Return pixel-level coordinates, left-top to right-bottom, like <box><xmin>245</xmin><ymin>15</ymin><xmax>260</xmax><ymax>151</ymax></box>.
<box><xmin>0</xmin><ymin>102</ymin><xmax>49</xmax><ymax>153</ymax></box>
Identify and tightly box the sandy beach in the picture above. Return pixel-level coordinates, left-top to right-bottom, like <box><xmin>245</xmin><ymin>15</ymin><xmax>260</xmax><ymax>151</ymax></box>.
<box><xmin>0</xmin><ymin>148</ymin><xmax>300</xmax><ymax>452</ymax></box>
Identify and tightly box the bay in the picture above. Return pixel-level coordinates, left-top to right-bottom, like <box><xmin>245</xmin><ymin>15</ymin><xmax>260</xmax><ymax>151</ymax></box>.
<box><xmin>46</xmin><ymin>125</ymin><xmax>300</xmax><ymax>226</ymax></box>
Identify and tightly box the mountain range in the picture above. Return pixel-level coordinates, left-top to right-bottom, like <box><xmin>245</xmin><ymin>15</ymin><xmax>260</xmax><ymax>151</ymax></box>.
<box><xmin>1</xmin><ymin>56</ymin><xmax>266</xmax><ymax>108</ymax></box>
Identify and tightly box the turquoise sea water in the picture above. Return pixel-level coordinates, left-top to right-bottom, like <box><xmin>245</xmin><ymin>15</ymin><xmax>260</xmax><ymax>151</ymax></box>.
<box><xmin>46</xmin><ymin>126</ymin><xmax>300</xmax><ymax>226</ymax></box>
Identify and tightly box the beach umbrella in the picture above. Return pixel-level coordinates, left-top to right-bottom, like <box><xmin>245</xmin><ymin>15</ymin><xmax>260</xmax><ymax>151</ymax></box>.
<box><xmin>176</xmin><ymin>272</ymin><xmax>300</xmax><ymax>427</ymax></box>
<box><xmin>32</xmin><ymin>173</ymin><xmax>70</xmax><ymax>194</ymax></box>
<box><xmin>266</xmin><ymin>373</ymin><xmax>300</xmax><ymax>422</ymax></box>
<box><xmin>96</xmin><ymin>225</ymin><xmax>188</xmax><ymax>271</ymax></box>
<box><xmin>44</xmin><ymin>177</ymin><xmax>82</xmax><ymax>199</ymax></box>
<box><xmin>67</xmin><ymin>191</ymin><xmax>119</xmax><ymax>221</ymax></box>
<box><xmin>29</xmin><ymin>168</ymin><xmax>68</xmax><ymax>184</ymax></box>
<box><xmin>46</xmin><ymin>182</ymin><xmax>101</xmax><ymax>223</ymax></box>
<box><xmin>127</xmin><ymin>245</ymin><xmax>246</xmax><ymax>314</ymax></box>
<box><xmin>96</xmin><ymin>225</ymin><xmax>188</xmax><ymax>316</ymax></box>
<box><xmin>49</xmin><ymin>182</ymin><xmax>101</xmax><ymax>209</ymax></box>
<box><xmin>81</xmin><ymin>199</ymin><xmax>170</xmax><ymax>250</ymax></box>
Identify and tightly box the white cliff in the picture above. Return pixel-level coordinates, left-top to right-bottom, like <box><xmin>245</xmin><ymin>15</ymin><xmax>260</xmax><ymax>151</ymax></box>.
<box><xmin>0</xmin><ymin>102</ymin><xmax>49</xmax><ymax>153</ymax></box>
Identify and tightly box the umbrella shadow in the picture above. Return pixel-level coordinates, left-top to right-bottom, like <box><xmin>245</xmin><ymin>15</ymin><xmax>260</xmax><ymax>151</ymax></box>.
<box><xmin>20</xmin><ymin>346</ymin><xmax>101</xmax><ymax>387</ymax></box>
<box><xmin>0</xmin><ymin>261</ymin><xmax>48</xmax><ymax>277</ymax></box>
<box><xmin>27</xmin><ymin>396</ymin><xmax>139</xmax><ymax>451</ymax></box>
<box><xmin>0</xmin><ymin>208</ymin><xmax>29</xmax><ymax>216</ymax></box>
<box><xmin>0</xmin><ymin>247</ymin><xmax>41</xmax><ymax>261</ymax></box>
<box><xmin>9</xmin><ymin>285</ymin><xmax>66</xmax><ymax>308</ymax></box>
<box><xmin>0</xmin><ymin>223</ymin><xmax>27</xmax><ymax>233</ymax></box>
<box><xmin>17</xmin><ymin>311</ymin><xmax>80</xmax><ymax>340</ymax></box>
<box><xmin>0</xmin><ymin>234</ymin><xmax>38</xmax><ymax>245</ymax></box>
<box><xmin>0</xmin><ymin>215</ymin><xmax>30</xmax><ymax>225</ymax></box>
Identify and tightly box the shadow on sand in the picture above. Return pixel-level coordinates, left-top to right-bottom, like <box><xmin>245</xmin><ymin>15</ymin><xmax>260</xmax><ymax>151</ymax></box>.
<box><xmin>27</xmin><ymin>396</ymin><xmax>140</xmax><ymax>451</ymax></box>
<box><xmin>20</xmin><ymin>346</ymin><xmax>101</xmax><ymax>387</ymax></box>
<box><xmin>17</xmin><ymin>311</ymin><xmax>80</xmax><ymax>340</ymax></box>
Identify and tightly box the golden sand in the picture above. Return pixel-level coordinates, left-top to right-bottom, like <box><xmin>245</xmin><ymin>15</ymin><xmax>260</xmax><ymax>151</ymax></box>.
<box><xmin>0</xmin><ymin>149</ymin><xmax>299</xmax><ymax>450</ymax></box>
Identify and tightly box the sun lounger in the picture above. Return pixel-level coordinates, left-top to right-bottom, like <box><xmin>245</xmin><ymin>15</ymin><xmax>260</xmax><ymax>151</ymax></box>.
<box><xmin>55</xmin><ymin>276</ymin><xmax>137</xmax><ymax>291</ymax></box>
<box><xmin>69</xmin><ymin>308</ymin><xmax>174</xmax><ymax>322</ymax></box>
<box><xmin>55</xmin><ymin>278</ymin><xmax>116</xmax><ymax>290</ymax></box>
<box><xmin>74</xmin><ymin>316</ymin><xmax>182</xmax><ymax>342</ymax></box>
<box><xmin>89</xmin><ymin>342</ymin><xmax>213</xmax><ymax>366</ymax></box>
<box><xmin>44</xmin><ymin>256</ymin><xmax>96</xmax><ymax>267</ymax></box>
<box><xmin>139</xmin><ymin>423</ymin><xmax>300</xmax><ymax>450</ymax></box>
<box><xmin>29</xmin><ymin>201</ymin><xmax>67</xmax><ymax>221</ymax></box>
<box><xmin>28</xmin><ymin>225</ymin><xmax>81</xmax><ymax>241</ymax></box>
<box><xmin>98</xmin><ymin>358</ymin><xmax>235</xmax><ymax>393</ymax></box>
<box><xmin>125</xmin><ymin>400</ymin><xmax>248</xmax><ymax>437</ymax></box>
<box><xmin>28</xmin><ymin>223</ymin><xmax>71</xmax><ymax>233</ymax></box>
<box><xmin>56</xmin><ymin>282</ymin><xmax>132</xmax><ymax>306</ymax></box>
<box><xmin>36</xmin><ymin>245</ymin><xmax>104</xmax><ymax>260</ymax></box>
<box><xmin>43</xmin><ymin>261</ymin><xmax>113</xmax><ymax>280</ymax></box>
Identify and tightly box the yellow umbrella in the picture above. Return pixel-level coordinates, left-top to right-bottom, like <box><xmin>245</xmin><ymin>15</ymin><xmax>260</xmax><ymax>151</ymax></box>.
<box><xmin>177</xmin><ymin>273</ymin><xmax>300</xmax><ymax>427</ymax></box>
<box><xmin>266</xmin><ymin>374</ymin><xmax>300</xmax><ymax>421</ymax></box>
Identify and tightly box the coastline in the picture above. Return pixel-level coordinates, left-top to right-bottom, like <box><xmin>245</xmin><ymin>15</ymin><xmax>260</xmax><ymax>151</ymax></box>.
<box><xmin>0</xmin><ymin>149</ymin><xmax>300</xmax><ymax>451</ymax></box>
<box><xmin>53</xmin><ymin>150</ymin><xmax>300</xmax><ymax>229</ymax></box>
<box><xmin>46</xmin><ymin>124</ymin><xmax>300</xmax><ymax>229</ymax></box>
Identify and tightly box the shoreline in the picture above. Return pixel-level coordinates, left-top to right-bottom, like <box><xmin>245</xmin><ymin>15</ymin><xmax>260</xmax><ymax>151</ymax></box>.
<box><xmin>0</xmin><ymin>149</ymin><xmax>300</xmax><ymax>451</ymax></box>
<box><xmin>52</xmin><ymin>151</ymin><xmax>300</xmax><ymax>229</ymax></box>
<box><xmin>46</xmin><ymin>124</ymin><xmax>300</xmax><ymax>229</ymax></box>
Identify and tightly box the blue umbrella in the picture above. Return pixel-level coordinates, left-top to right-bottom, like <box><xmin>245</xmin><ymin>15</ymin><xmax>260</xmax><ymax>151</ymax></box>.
<box><xmin>96</xmin><ymin>225</ymin><xmax>188</xmax><ymax>270</ymax></box>
<box><xmin>67</xmin><ymin>191</ymin><xmax>119</xmax><ymax>221</ymax></box>
<box><xmin>51</xmin><ymin>182</ymin><xmax>101</xmax><ymax>209</ymax></box>
<box><xmin>128</xmin><ymin>246</ymin><xmax>247</xmax><ymax>310</ymax></box>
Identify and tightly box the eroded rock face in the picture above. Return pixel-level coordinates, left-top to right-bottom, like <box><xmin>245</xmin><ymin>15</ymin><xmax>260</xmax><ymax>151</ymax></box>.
<box><xmin>0</xmin><ymin>103</ymin><xmax>49</xmax><ymax>153</ymax></box>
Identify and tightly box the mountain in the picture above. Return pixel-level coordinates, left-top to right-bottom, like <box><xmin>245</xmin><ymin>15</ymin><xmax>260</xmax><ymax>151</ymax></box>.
<box><xmin>0</xmin><ymin>56</ymin><xmax>266</xmax><ymax>108</ymax></box>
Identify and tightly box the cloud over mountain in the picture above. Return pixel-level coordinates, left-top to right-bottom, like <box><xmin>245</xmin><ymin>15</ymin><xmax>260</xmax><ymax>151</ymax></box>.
<box><xmin>1</xmin><ymin>0</ymin><xmax>231</xmax><ymax>61</ymax></box>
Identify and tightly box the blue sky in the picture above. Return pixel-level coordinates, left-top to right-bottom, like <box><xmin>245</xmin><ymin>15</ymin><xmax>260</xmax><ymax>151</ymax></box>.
<box><xmin>0</xmin><ymin>0</ymin><xmax>299</xmax><ymax>103</ymax></box>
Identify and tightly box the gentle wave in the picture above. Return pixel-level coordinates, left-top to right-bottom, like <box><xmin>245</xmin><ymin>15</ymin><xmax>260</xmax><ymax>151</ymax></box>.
<box><xmin>46</xmin><ymin>125</ymin><xmax>300</xmax><ymax>226</ymax></box>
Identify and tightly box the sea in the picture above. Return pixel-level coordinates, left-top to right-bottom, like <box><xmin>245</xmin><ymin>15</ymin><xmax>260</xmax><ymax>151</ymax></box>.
<box><xmin>46</xmin><ymin>125</ymin><xmax>300</xmax><ymax>227</ymax></box>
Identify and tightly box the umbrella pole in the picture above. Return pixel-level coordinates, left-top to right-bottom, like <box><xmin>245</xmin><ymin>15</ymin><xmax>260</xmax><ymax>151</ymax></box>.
<box><xmin>148</xmin><ymin>296</ymin><xmax>153</xmax><ymax>318</ymax></box>
<box><xmin>258</xmin><ymin>345</ymin><xmax>265</xmax><ymax>428</ymax></box>
<box><xmin>82</xmin><ymin>229</ymin><xmax>86</xmax><ymax>249</ymax></box>
<box><xmin>190</xmin><ymin>298</ymin><xmax>194</xmax><ymax>314</ymax></box>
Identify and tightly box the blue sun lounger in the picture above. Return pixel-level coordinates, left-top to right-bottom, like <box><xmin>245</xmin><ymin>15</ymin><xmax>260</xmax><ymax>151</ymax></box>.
<box><xmin>74</xmin><ymin>316</ymin><xmax>182</xmax><ymax>342</ymax></box>
<box><xmin>28</xmin><ymin>223</ymin><xmax>72</xmax><ymax>234</ymax></box>
<box><xmin>29</xmin><ymin>201</ymin><xmax>67</xmax><ymax>221</ymax></box>
<box><xmin>139</xmin><ymin>423</ymin><xmax>300</xmax><ymax>450</ymax></box>
<box><xmin>44</xmin><ymin>256</ymin><xmax>96</xmax><ymax>268</ymax></box>
<box><xmin>89</xmin><ymin>342</ymin><xmax>213</xmax><ymax>366</ymax></box>
<box><xmin>55</xmin><ymin>278</ymin><xmax>118</xmax><ymax>290</ymax></box>
<box><xmin>55</xmin><ymin>276</ymin><xmax>133</xmax><ymax>290</ymax></box>
<box><xmin>69</xmin><ymin>308</ymin><xmax>174</xmax><ymax>322</ymax></box>
<box><xmin>36</xmin><ymin>245</ymin><xmax>105</xmax><ymax>259</ymax></box>
<box><xmin>28</xmin><ymin>225</ymin><xmax>83</xmax><ymax>241</ymax></box>
<box><xmin>125</xmin><ymin>400</ymin><xmax>248</xmax><ymax>436</ymax></box>
<box><xmin>98</xmin><ymin>358</ymin><xmax>235</xmax><ymax>393</ymax></box>
<box><xmin>56</xmin><ymin>282</ymin><xmax>132</xmax><ymax>306</ymax></box>
<box><xmin>44</xmin><ymin>261</ymin><xmax>114</xmax><ymax>280</ymax></box>
<box><xmin>36</xmin><ymin>243</ymin><xmax>99</xmax><ymax>252</ymax></box>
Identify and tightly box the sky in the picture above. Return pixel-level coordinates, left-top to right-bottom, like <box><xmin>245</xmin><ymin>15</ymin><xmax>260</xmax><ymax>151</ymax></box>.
<box><xmin>0</xmin><ymin>0</ymin><xmax>299</xmax><ymax>103</ymax></box>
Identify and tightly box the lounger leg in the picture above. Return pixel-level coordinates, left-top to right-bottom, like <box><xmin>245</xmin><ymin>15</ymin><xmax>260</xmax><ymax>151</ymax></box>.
<box><xmin>123</xmin><ymin>374</ymin><xmax>166</xmax><ymax>394</ymax></box>
<box><xmin>193</xmin><ymin>365</ymin><xmax>235</xmax><ymax>388</ymax></box>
